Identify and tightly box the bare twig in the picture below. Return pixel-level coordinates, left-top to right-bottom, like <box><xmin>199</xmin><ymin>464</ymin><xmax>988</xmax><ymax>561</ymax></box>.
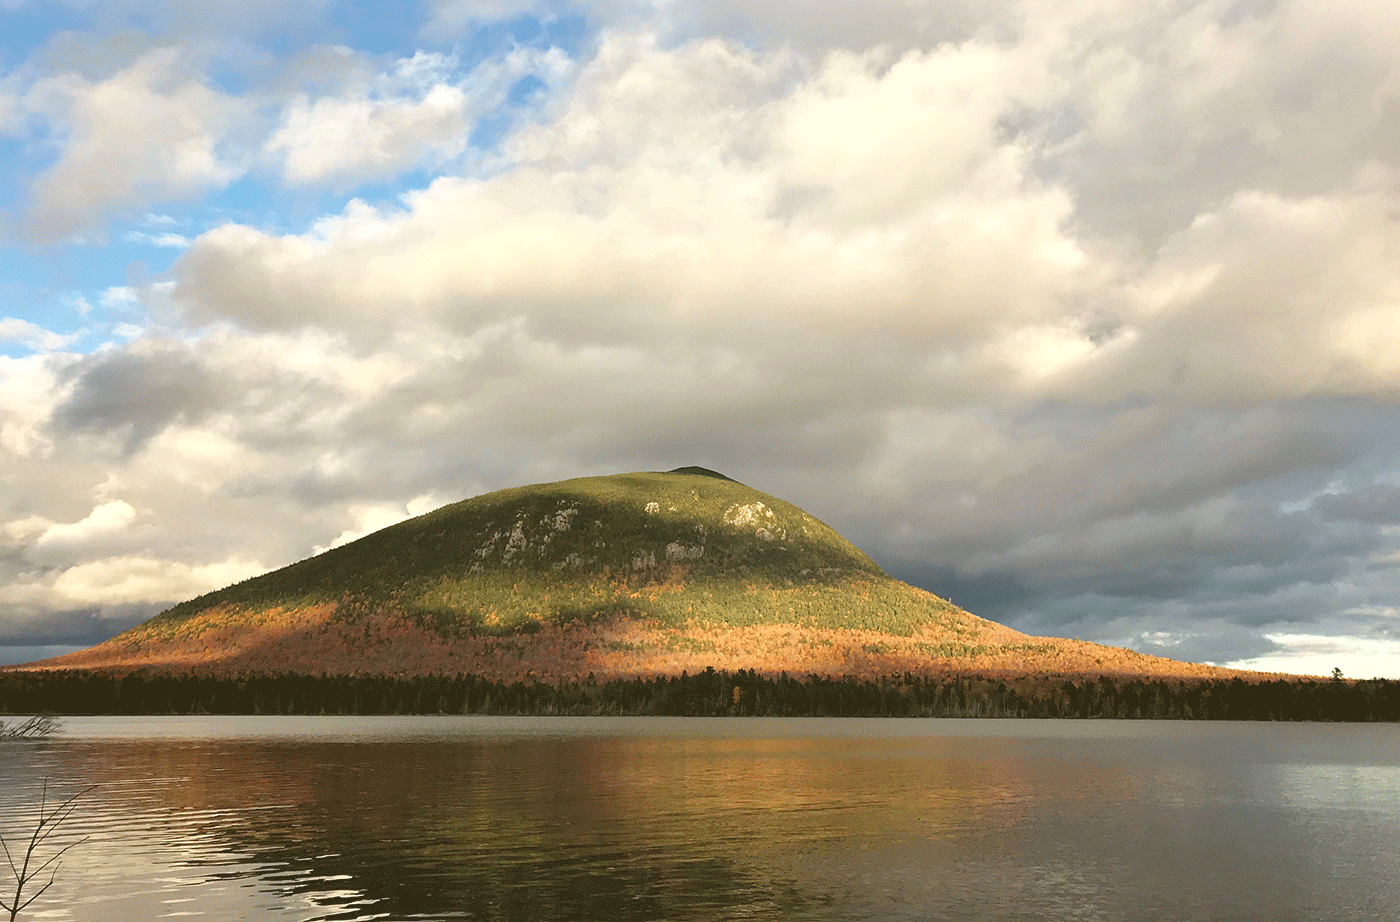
<box><xmin>0</xmin><ymin>780</ymin><xmax>93</xmax><ymax>922</ymax></box>
<box><xmin>0</xmin><ymin>716</ymin><xmax>61</xmax><ymax>742</ymax></box>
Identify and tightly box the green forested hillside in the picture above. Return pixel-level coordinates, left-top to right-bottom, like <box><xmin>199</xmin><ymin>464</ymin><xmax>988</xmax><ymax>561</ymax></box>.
<box><xmin>148</xmin><ymin>468</ymin><xmax>969</xmax><ymax>637</ymax></box>
<box><xmin>20</xmin><ymin>468</ymin><xmax>1268</xmax><ymax>684</ymax></box>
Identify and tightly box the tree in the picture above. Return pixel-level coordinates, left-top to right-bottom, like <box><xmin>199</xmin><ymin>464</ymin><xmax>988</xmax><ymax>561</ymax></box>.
<box><xmin>0</xmin><ymin>781</ymin><xmax>92</xmax><ymax>922</ymax></box>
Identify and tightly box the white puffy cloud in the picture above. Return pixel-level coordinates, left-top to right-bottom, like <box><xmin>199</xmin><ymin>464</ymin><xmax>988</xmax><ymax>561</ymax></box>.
<box><xmin>19</xmin><ymin>46</ymin><xmax>247</xmax><ymax>240</ymax></box>
<box><xmin>0</xmin><ymin>555</ymin><xmax>266</xmax><ymax>610</ymax></box>
<box><xmin>172</xmin><ymin>22</ymin><xmax>1400</xmax><ymax>411</ymax></box>
<box><xmin>1227</xmin><ymin>634</ymin><xmax>1400</xmax><ymax>681</ymax></box>
<box><xmin>1041</xmin><ymin>181</ymin><xmax>1400</xmax><ymax>406</ymax></box>
<box><xmin>179</xmin><ymin>31</ymin><xmax>1090</xmax><ymax>360</ymax></box>
<box><xmin>266</xmin><ymin>51</ymin><xmax>474</xmax><ymax>185</ymax></box>
<box><xmin>269</xmin><ymin>82</ymin><xmax>471</xmax><ymax>184</ymax></box>
<box><xmin>0</xmin><ymin>318</ymin><xmax>79</xmax><ymax>352</ymax></box>
<box><xmin>7</xmin><ymin>33</ymin><xmax>573</xmax><ymax>236</ymax></box>
<box><xmin>31</xmin><ymin>499</ymin><xmax>137</xmax><ymax>551</ymax></box>
<box><xmin>122</xmin><ymin>230</ymin><xmax>190</xmax><ymax>248</ymax></box>
<box><xmin>265</xmin><ymin>45</ymin><xmax>574</xmax><ymax>185</ymax></box>
<box><xmin>0</xmin><ymin>352</ymin><xmax>71</xmax><ymax>459</ymax></box>
<box><xmin>314</xmin><ymin>493</ymin><xmax>450</xmax><ymax>553</ymax></box>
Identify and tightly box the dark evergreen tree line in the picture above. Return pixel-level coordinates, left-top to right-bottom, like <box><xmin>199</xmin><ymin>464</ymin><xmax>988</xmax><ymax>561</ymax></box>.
<box><xmin>1</xmin><ymin>669</ymin><xmax>1396</xmax><ymax>721</ymax></box>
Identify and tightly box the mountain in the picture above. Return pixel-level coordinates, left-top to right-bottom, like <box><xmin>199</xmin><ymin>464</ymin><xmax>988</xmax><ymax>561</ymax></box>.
<box><xmin>24</xmin><ymin>468</ymin><xmax>1252</xmax><ymax>681</ymax></box>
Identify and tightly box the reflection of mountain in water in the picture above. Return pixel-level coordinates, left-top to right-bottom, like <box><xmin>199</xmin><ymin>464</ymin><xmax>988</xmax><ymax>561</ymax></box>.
<box><xmin>8</xmin><ymin>720</ymin><xmax>1398</xmax><ymax>922</ymax></box>
<box><xmin>8</xmin><ymin>725</ymin><xmax>1039</xmax><ymax>921</ymax></box>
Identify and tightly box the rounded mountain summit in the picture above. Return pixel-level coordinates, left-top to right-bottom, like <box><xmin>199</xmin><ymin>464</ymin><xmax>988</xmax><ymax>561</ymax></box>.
<box><xmin>27</xmin><ymin>468</ymin><xmax>1245</xmax><ymax>680</ymax></box>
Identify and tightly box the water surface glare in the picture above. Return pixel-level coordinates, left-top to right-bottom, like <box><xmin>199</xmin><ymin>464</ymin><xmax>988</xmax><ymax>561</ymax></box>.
<box><xmin>1</xmin><ymin>716</ymin><xmax>1397</xmax><ymax>921</ymax></box>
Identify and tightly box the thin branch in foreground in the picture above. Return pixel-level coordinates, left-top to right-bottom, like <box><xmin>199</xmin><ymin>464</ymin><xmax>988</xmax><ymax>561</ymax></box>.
<box><xmin>0</xmin><ymin>780</ymin><xmax>93</xmax><ymax>922</ymax></box>
<box><xmin>0</xmin><ymin>716</ymin><xmax>61</xmax><ymax>742</ymax></box>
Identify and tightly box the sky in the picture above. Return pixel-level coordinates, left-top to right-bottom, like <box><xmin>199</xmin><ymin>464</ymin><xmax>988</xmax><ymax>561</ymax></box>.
<box><xmin>2</xmin><ymin>0</ymin><xmax>1399</xmax><ymax>678</ymax></box>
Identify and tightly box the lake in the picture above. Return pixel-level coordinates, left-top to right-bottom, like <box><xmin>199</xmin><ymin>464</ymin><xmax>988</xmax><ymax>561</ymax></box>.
<box><xmin>2</xmin><ymin>717</ymin><xmax>1398</xmax><ymax>921</ymax></box>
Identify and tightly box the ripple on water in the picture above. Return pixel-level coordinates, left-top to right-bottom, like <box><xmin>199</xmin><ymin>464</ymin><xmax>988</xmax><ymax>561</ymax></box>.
<box><xmin>2</xmin><ymin>717</ymin><xmax>1399</xmax><ymax>922</ymax></box>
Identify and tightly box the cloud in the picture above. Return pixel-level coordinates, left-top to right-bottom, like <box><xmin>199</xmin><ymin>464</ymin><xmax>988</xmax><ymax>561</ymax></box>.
<box><xmin>31</xmin><ymin>499</ymin><xmax>138</xmax><ymax>552</ymax></box>
<box><xmin>1312</xmin><ymin>483</ymin><xmax>1400</xmax><ymax>524</ymax></box>
<box><xmin>177</xmin><ymin>32</ymin><xmax>1086</xmax><ymax>354</ymax></box>
<box><xmin>123</xmin><ymin>230</ymin><xmax>191</xmax><ymax>248</ymax></box>
<box><xmin>0</xmin><ymin>554</ymin><xmax>266</xmax><ymax>616</ymax></box>
<box><xmin>170</xmin><ymin>25</ymin><xmax>1400</xmax><ymax>415</ymax></box>
<box><xmin>264</xmin><ymin>41</ymin><xmax>575</xmax><ymax>186</ymax></box>
<box><xmin>1086</xmin><ymin>182</ymin><xmax>1400</xmax><ymax>403</ymax></box>
<box><xmin>4</xmin><ymin>26</ymin><xmax>580</xmax><ymax>235</ymax></box>
<box><xmin>265</xmin><ymin>51</ymin><xmax>477</xmax><ymax>185</ymax></box>
<box><xmin>1048</xmin><ymin>0</ymin><xmax>1400</xmax><ymax>241</ymax></box>
<box><xmin>672</xmin><ymin>0</ymin><xmax>1019</xmax><ymax>51</ymax></box>
<box><xmin>1226</xmin><ymin>633</ymin><xmax>1400</xmax><ymax>680</ymax></box>
<box><xmin>268</xmin><ymin>82</ymin><xmax>470</xmax><ymax>184</ymax></box>
<box><xmin>0</xmin><ymin>318</ymin><xmax>79</xmax><ymax>352</ymax></box>
<box><xmin>0</xmin><ymin>646</ymin><xmax>86</xmax><ymax>667</ymax></box>
<box><xmin>53</xmin><ymin>338</ymin><xmax>230</xmax><ymax>453</ymax></box>
<box><xmin>313</xmin><ymin>492</ymin><xmax>449</xmax><ymax>553</ymax></box>
<box><xmin>19</xmin><ymin>46</ymin><xmax>247</xmax><ymax>240</ymax></box>
<box><xmin>0</xmin><ymin>351</ymin><xmax>70</xmax><ymax>458</ymax></box>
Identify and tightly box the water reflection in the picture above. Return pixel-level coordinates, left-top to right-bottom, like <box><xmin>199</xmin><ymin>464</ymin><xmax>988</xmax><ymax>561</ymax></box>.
<box><xmin>2</xmin><ymin>719</ymin><xmax>1399</xmax><ymax>922</ymax></box>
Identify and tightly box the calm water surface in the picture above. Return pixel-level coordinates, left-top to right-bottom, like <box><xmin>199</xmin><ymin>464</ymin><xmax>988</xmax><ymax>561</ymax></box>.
<box><xmin>1</xmin><ymin>717</ymin><xmax>1398</xmax><ymax>921</ymax></box>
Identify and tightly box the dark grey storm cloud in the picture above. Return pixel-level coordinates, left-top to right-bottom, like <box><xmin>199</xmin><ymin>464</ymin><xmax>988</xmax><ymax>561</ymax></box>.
<box><xmin>55</xmin><ymin>342</ymin><xmax>228</xmax><ymax>453</ymax></box>
<box><xmin>0</xmin><ymin>605</ymin><xmax>152</xmax><ymax>646</ymax></box>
